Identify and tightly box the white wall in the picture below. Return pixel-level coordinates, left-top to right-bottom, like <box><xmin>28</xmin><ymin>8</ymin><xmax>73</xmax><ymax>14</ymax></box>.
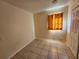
<box><xmin>0</xmin><ymin>1</ymin><xmax>35</xmax><ymax>59</ymax></box>
<box><xmin>66</xmin><ymin>0</ymin><xmax>79</xmax><ymax>58</ymax></box>
<box><xmin>34</xmin><ymin>7</ymin><xmax>68</xmax><ymax>42</ymax></box>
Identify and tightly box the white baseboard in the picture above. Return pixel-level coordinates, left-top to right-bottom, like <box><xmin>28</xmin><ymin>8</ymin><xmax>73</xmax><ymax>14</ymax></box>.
<box><xmin>8</xmin><ymin>38</ymin><xmax>35</xmax><ymax>59</ymax></box>
<box><xmin>65</xmin><ymin>44</ymin><xmax>76</xmax><ymax>59</ymax></box>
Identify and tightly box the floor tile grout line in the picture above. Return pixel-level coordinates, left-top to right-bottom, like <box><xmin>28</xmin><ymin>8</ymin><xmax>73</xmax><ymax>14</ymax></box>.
<box><xmin>56</xmin><ymin>47</ymin><xmax>59</xmax><ymax>59</ymax></box>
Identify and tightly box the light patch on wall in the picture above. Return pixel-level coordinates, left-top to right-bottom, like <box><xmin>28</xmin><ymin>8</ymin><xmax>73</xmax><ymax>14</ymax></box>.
<box><xmin>67</xmin><ymin>15</ymin><xmax>71</xmax><ymax>32</ymax></box>
<box><xmin>48</xmin><ymin>12</ymin><xmax>63</xmax><ymax>15</ymax></box>
<box><xmin>45</xmin><ymin>2</ymin><xmax>69</xmax><ymax>11</ymax></box>
<box><xmin>45</xmin><ymin>5</ymin><xmax>64</xmax><ymax>11</ymax></box>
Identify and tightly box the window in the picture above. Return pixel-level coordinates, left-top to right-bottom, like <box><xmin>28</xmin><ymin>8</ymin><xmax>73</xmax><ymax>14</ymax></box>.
<box><xmin>48</xmin><ymin>13</ymin><xmax>63</xmax><ymax>30</ymax></box>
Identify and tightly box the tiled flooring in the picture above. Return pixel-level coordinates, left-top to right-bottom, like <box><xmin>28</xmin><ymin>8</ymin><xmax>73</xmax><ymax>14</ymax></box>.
<box><xmin>11</xmin><ymin>39</ymin><xmax>75</xmax><ymax>59</ymax></box>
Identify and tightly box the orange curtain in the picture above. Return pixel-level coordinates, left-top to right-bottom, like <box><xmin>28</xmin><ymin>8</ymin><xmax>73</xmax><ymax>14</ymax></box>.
<box><xmin>48</xmin><ymin>15</ymin><xmax>53</xmax><ymax>30</ymax></box>
<box><xmin>59</xmin><ymin>13</ymin><xmax>63</xmax><ymax>30</ymax></box>
<box><xmin>48</xmin><ymin>13</ymin><xmax>63</xmax><ymax>30</ymax></box>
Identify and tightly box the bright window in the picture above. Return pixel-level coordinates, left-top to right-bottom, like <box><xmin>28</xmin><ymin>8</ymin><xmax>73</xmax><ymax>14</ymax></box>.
<box><xmin>48</xmin><ymin>13</ymin><xmax>63</xmax><ymax>30</ymax></box>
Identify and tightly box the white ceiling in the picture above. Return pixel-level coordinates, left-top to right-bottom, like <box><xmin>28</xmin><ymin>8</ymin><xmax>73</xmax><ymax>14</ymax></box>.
<box><xmin>2</xmin><ymin>0</ymin><xmax>70</xmax><ymax>13</ymax></box>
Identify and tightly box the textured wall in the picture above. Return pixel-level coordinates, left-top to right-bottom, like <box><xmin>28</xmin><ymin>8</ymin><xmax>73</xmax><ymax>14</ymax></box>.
<box><xmin>0</xmin><ymin>1</ymin><xmax>35</xmax><ymax>59</ymax></box>
<box><xmin>66</xmin><ymin>0</ymin><xmax>79</xmax><ymax>58</ymax></box>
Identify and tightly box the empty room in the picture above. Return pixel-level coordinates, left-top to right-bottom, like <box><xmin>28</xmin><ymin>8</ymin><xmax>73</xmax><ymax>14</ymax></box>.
<box><xmin>0</xmin><ymin>0</ymin><xmax>79</xmax><ymax>59</ymax></box>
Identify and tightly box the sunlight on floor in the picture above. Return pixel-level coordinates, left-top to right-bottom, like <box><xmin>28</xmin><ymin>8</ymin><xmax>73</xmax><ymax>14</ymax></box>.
<box><xmin>43</xmin><ymin>39</ymin><xmax>64</xmax><ymax>46</ymax></box>
<box><xmin>11</xmin><ymin>39</ymin><xmax>75</xmax><ymax>59</ymax></box>
<box><xmin>48</xmin><ymin>30</ymin><xmax>62</xmax><ymax>33</ymax></box>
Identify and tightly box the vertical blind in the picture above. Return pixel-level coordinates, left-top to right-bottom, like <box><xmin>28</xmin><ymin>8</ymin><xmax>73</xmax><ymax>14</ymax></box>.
<box><xmin>48</xmin><ymin>13</ymin><xmax>63</xmax><ymax>30</ymax></box>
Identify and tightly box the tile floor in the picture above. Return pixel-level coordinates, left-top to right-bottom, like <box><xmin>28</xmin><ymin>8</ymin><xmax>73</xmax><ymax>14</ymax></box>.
<box><xmin>11</xmin><ymin>39</ymin><xmax>75</xmax><ymax>59</ymax></box>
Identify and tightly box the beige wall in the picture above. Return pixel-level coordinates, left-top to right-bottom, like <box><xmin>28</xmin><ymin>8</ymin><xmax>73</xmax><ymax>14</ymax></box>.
<box><xmin>34</xmin><ymin>7</ymin><xmax>68</xmax><ymax>41</ymax></box>
<box><xmin>0</xmin><ymin>1</ymin><xmax>35</xmax><ymax>59</ymax></box>
<box><xmin>66</xmin><ymin>0</ymin><xmax>79</xmax><ymax>58</ymax></box>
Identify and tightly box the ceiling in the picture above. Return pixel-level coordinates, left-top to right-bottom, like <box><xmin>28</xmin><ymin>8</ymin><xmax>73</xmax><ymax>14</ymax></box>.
<box><xmin>2</xmin><ymin>0</ymin><xmax>70</xmax><ymax>13</ymax></box>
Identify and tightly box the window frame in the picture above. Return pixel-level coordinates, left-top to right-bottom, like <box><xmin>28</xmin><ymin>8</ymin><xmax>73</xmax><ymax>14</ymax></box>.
<box><xmin>48</xmin><ymin>13</ymin><xmax>63</xmax><ymax>30</ymax></box>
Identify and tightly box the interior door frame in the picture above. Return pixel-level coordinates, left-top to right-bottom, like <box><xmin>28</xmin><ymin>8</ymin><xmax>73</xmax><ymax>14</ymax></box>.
<box><xmin>72</xmin><ymin>5</ymin><xmax>79</xmax><ymax>59</ymax></box>
<box><xmin>77</xmin><ymin>32</ymin><xmax>79</xmax><ymax>59</ymax></box>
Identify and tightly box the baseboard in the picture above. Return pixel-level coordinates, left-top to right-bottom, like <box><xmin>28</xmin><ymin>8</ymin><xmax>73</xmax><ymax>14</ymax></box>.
<box><xmin>66</xmin><ymin>45</ymin><xmax>76</xmax><ymax>59</ymax></box>
<box><xmin>8</xmin><ymin>38</ymin><xmax>35</xmax><ymax>59</ymax></box>
<box><xmin>70</xmin><ymin>47</ymin><xmax>76</xmax><ymax>59</ymax></box>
